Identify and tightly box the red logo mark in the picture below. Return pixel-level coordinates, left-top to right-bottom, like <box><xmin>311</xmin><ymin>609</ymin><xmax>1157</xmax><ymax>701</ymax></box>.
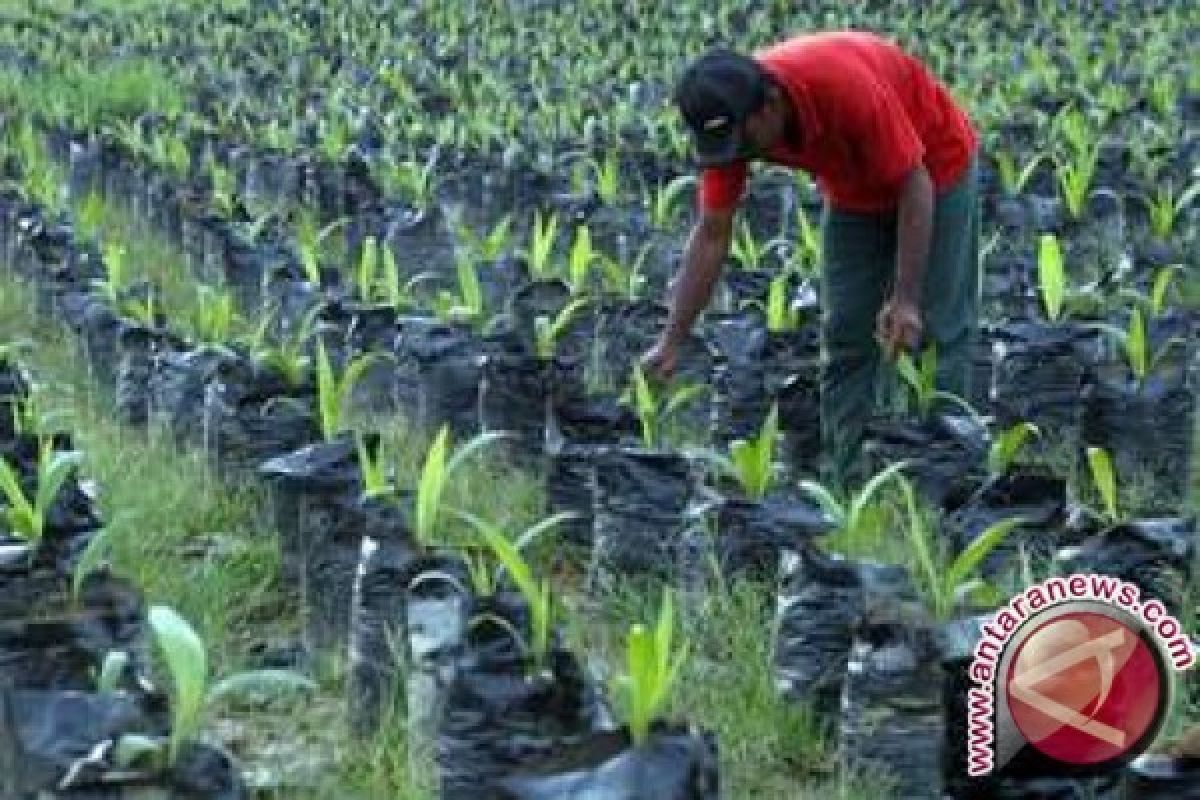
<box><xmin>1005</xmin><ymin>611</ymin><xmax>1165</xmax><ymax>767</ymax></box>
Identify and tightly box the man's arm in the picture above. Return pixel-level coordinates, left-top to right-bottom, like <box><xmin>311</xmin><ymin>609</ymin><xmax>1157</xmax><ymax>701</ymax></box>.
<box><xmin>892</xmin><ymin>163</ymin><xmax>934</xmax><ymax>307</ymax></box>
<box><xmin>663</xmin><ymin>207</ymin><xmax>734</xmax><ymax>343</ymax></box>
<box><xmin>877</xmin><ymin>163</ymin><xmax>934</xmax><ymax>358</ymax></box>
<box><xmin>641</xmin><ymin>207</ymin><xmax>734</xmax><ymax>378</ymax></box>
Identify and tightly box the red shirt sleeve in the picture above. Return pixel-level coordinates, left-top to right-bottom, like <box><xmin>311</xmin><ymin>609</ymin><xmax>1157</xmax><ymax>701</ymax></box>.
<box><xmin>698</xmin><ymin>161</ymin><xmax>748</xmax><ymax>212</ymax></box>
<box><xmin>847</xmin><ymin>76</ymin><xmax>925</xmax><ymax>188</ymax></box>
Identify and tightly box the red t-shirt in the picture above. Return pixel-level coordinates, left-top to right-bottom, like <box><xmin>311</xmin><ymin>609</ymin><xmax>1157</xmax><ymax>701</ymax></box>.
<box><xmin>699</xmin><ymin>31</ymin><xmax>977</xmax><ymax>214</ymax></box>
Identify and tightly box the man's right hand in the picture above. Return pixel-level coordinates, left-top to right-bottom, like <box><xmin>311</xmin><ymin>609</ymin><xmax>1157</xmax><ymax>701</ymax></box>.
<box><xmin>640</xmin><ymin>336</ymin><xmax>679</xmax><ymax>381</ymax></box>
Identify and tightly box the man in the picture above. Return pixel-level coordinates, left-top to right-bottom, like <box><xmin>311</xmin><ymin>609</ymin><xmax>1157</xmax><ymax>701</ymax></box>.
<box><xmin>642</xmin><ymin>31</ymin><xmax>980</xmax><ymax>484</ymax></box>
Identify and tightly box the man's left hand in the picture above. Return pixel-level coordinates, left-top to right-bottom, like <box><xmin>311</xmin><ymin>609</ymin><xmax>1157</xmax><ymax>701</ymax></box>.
<box><xmin>876</xmin><ymin>297</ymin><xmax>923</xmax><ymax>359</ymax></box>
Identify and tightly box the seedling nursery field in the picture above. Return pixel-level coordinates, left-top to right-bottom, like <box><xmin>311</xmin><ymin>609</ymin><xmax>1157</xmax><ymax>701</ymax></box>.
<box><xmin>0</xmin><ymin>0</ymin><xmax>1197</xmax><ymax>798</ymax></box>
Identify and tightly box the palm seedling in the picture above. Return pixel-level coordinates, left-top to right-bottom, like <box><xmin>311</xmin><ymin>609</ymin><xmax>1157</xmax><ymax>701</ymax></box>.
<box><xmin>76</xmin><ymin>190</ymin><xmax>107</xmax><ymax>243</ymax></box>
<box><xmin>647</xmin><ymin>175</ymin><xmax>695</xmax><ymax>231</ymax></box>
<box><xmin>588</xmin><ymin>150</ymin><xmax>621</xmax><ymax>206</ymax></box>
<box><xmin>894</xmin><ymin>344</ymin><xmax>983</xmax><ymax>424</ymax></box>
<box><xmin>0</xmin><ymin>437</ymin><xmax>82</xmax><ymax>548</ymax></box>
<box><xmin>452</xmin><ymin>510</ymin><xmax>576</xmax><ymax>671</ymax></box>
<box><xmin>791</xmin><ymin>202</ymin><xmax>821</xmax><ymax>272</ymax></box>
<box><xmin>1147</xmin><ymin>265</ymin><xmax>1183</xmax><ymax>319</ymax></box>
<box><xmin>314</xmin><ymin>339</ymin><xmax>376</xmax><ymax>441</ymax></box>
<box><xmin>523</xmin><ymin>210</ymin><xmax>559</xmax><ymax>281</ymax></box>
<box><xmin>376</xmin><ymin>147</ymin><xmax>439</xmax><ymax>209</ymax></box>
<box><xmin>622</xmin><ymin>364</ymin><xmax>708</xmax><ymax>451</ymax></box>
<box><xmin>707</xmin><ymin>404</ymin><xmax>780</xmax><ymax>501</ymax></box>
<box><xmin>1053</xmin><ymin>144</ymin><xmax>1099</xmax><ymax>221</ymax></box>
<box><xmin>413</xmin><ymin>425</ymin><xmax>509</xmax><ymax>547</ymax></box>
<box><xmin>354</xmin><ymin>236</ymin><xmax>423</xmax><ymax>309</ymax></box>
<box><xmin>901</xmin><ymin>478</ymin><xmax>1024</xmax><ymax>620</ymax></box>
<box><xmin>295</xmin><ymin>210</ymin><xmax>346</xmax><ymax>287</ymax></box>
<box><xmin>433</xmin><ymin>251</ymin><xmax>487</xmax><ymax>328</ymax></box>
<box><xmin>452</xmin><ymin>213</ymin><xmax>513</xmax><ymax>266</ymax></box>
<box><xmin>799</xmin><ymin>460</ymin><xmax>910</xmax><ymax>555</ymax></box>
<box><xmin>764</xmin><ymin>271</ymin><xmax>803</xmax><ymax>333</ymax></box>
<box><xmin>1147</xmin><ymin>73</ymin><xmax>1179</xmax><ymax>118</ymax></box>
<box><xmin>244</xmin><ymin>307</ymin><xmax>318</xmax><ymax>391</ymax></box>
<box><xmin>994</xmin><ymin>150</ymin><xmax>1048</xmax><ymax>198</ymax></box>
<box><xmin>1092</xmin><ymin>307</ymin><xmax>1183</xmax><ymax>388</ymax></box>
<box><xmin>1084</xmin><ymin>446</ymin><xmax>1121</xmax><ymax>525</ymax></box>
<box><xmin>986</xmin><ymin>422</ymin><xmax>1040</xmax><ymax>478</ymax></box>
<box><xmin>534</xmin><ymin>297</ymin><xmax>590</xmax><ymax>362</ymax></box>
<box><xmin>205</xmin><ymin>157</ymin><xmax>237</xmax><ymax>219</ymax></box>
<box><xmin>1142</xmin><ymin>180</ymin><xmax>1200</xmax><ymax>241</ymax></box>
<box><xmin>566</xmin><ymin>223</ymin><xmax>599</xmax><ymax>296</ymax></box>
<box><xmin>1036</xmin><ymin>233</ymin><xmax>1071</xmax><ymax>322</ymax></box>
<box><xmin>189</xmin><ymin>285</ymin><xmax>237</xmax><ymax>344</ymax></box>
<box><xmin>144</xmin><ymin>605</ymin><xmax>314</xmax><ymax>765</ymax></box>
<box><xmin>616</xmin><ymin>589</ymin><xmax>690</xmax><ymax>747</ymax></box>
<box><xmin>598</xmin><ymin>244</ymin><xmax>650</xmax><ymax>303</ymax></box>
<box><xmin>730</xmin><ymin>220</ymin><xmax>765</xmax><ymax>272</ymax></box>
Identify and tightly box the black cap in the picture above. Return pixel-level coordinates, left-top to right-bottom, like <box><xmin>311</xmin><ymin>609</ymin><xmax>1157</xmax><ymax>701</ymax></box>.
<box><xmin>674</xmin><ymin>49</ymin><xmax>769</xmax><ymax>167</ymax></box>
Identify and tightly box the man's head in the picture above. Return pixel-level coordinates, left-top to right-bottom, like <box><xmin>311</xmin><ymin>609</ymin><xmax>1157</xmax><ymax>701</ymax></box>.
<box><xmin>674</xmin><ymin>48</ymin><xmax>792</xmax><ymax>167</ymax></box>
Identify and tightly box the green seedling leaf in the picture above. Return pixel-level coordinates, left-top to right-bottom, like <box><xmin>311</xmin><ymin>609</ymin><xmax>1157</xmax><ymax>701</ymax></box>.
<box><xmin>147</xmin><ymin>605</ymin><xmax>208</xmax><ymax>764</ymax></box>
<box><xmin>1086</xmin><ymin>446</ymin><xmax>1119</xmax><ymax>523</ymax></box>
<box><xmin>0</xmin><ymin>457</ymin><xmax>36</xmax><ymax>542</ymax></box>
<box><xmin>847</xmin><ymin>460</ymin><xmax>910</xmax><ymax>536</ymax></box>
<box><xmin>945</xmin><ymin>516</ymin><xmax>1025</xmax><ymax>609</ymax></box>
<box><xmin>207</xmin><ymin>669</ymin><xmax>316</xmax><ymax>706</ymax></box>
<box><xmin>1127</xmin><ymin>307</ymin><xmax>1147</xmax><ymax>381</ymax></box>
<box><xmin>1149</xmin><ymin>265</ymin><xmax>1181</xmax><ymax>318</ymax></box>
<box><xmin>415</xmin><ymin>426</ymin><xmax>450</xmax><ymax>546</ymax></box>
<box><xmin>987</xmin><ymin>422</ymin><xmax>1040</xmax><ymax>476</ymax></box>
<box><xmin>356</xmin><ymin>434</ymin><xmax>389</xmax><ymax>498</ymax></box>
<box><xmin>797</xmin><ymin>479</ymin><xmax>847</xmax><ymax>530</ymax></box>
<box><xmin>97</xmin><ymin>650</ymin><xmax>129</xmax><ymax>694</ymax></box>
<box><xmin>728</xmin><ymin>404</ymin><xmax>779</xmax><ymax>500</ymax></box>
<box><xmin>1038</xmin><ymin>234</ymin><xmax>1065</xmax><ymax>322</ymax></box>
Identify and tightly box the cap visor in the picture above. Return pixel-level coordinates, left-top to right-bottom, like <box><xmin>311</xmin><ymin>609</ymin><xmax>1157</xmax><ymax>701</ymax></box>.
<box><xmin>693</xmin><ymin>128</ymin><xmax>744</xmax><ymax>167</ymax></box>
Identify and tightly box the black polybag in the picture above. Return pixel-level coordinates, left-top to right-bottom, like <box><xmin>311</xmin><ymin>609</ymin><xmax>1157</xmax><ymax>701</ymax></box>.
<box><xmin>0</xmin><ymin>573</ymin><xmax>148</xmax><ymax>690</ymax></box>
<box><xmin>771</xmin><ymin>550</ymin><xmax>909</xmax><ymax>728</ymax></box>
<box><xmin>201</xmin><ymin>362</ymin><xmax>319</xmax><ymax>481</ymax></box>
<box><xmin>990</xmin><ymin>321</ymin><xmax>1099</xmax><ymax>467</ymax></box>
<box><xmin>147</xmin><ymin>345</ymin><xmax>234</xmax><ymax>446</ymax></box>
<box><xmin>1082</xmin><ymin>369</ymin><xmax>1195</xmax><ymax>507</ymax></box>
<box><xmin>346</xmin><ymin>495</ymin><xmax>420</xmax><ymax>738</ymax></box>
<box><xmin>480</xmin><ymin>336</ymin><xmax>579</xmax><ymax>458</ymax></box>
<box><xmin>589</xmin><ymin>449</ymin><xmax>694</xmax><ymax>584</ymax></box>
<box><xmin>114</xmin><ymin>322</ymin><xmax>183</xmax><ymax>428</ymax></box>
<box><xmin>1123</xmin><ymin>754</ymin><xmax>1200</xmax><ymax>798</ymax></box>
<box><xmin>839</xmin><ymin>610</ymin><xmax>945</xmax><ymax>800</ymax></box>
<box><xmin>341</xmin><ymin>302</ymin><xmax>402</xmax><ymax>413</ymax></box>
<box><xmin>258</xmin><ymin>435</ymin><xmax>367</xmax><ymax>653</ymax></box>
<box><xmin>763</xmin><ymin>326</ymin><xmax>822</xmax><ymax>474</ymax></box>
<box><xmin>543</xmin><ymin>395</ymin><xmax>638</xmax><ymax>548</ymax></box>
<box><xmin>680</xmin><ymin>492</ymin><xmax>834</xmax><ymax>586</ymax></box>
<box><xmin>943</xmin><ymin>469</ymin><xmax>1068</xmax><ymax>578</ymax></box>
<box><xmin>1056</xmin><ymin>518</ymin><xmax>1194</xmax><ymax>616</ymax></box>
<box><xmin>437</xmin><ymin>610</ymin><xmax>609</xmax><ymax>800</ymax></box>
<box><xmin>409</xmin><ymin>321</ymin><xmax>486</xmax><ymax>437</ymax></box>
<box><xmin>497</xmin><ymin>725</ymin><xmax>720</xmax><ymax>800</ymax></box>
<box><xmin>705</xmin><ymin>312</ymin><xmax>769</xmax><ymax>445</ymax></box>
<box><xmin>404</xmin><ymin>556</ymin><xmax>473</xmax><ymax>747</ymax></box>
<box><xmin>861</xmin><ymin>412</ymin><xmax>988</xmax><ymax>507</ymax></box>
